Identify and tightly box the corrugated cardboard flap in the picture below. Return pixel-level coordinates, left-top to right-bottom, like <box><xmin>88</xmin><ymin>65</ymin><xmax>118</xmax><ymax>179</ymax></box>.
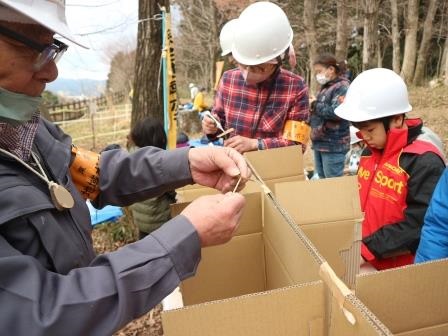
<box><xmin>171</xmin><ymin>192</ymin><xmax>262</xmax><ymax>237</ymax></box>
<box><xmin>244</xmin><ymin>145</ymin><xmax>304</xmax><ymax>180</ymax></box>
<box><xmin>355</xmin><ymin>258</ymin><xmax>448</xmax><ymax>334</ymax></box>
<box><xmin>275</xmin><ymin>176</ymin><xmax>363</xmax><ymax>224</ymax></box>
<box><xmin>163</xmin><ymin>282</ymin><xmax>326</xmax><ymax>336</ymax></box>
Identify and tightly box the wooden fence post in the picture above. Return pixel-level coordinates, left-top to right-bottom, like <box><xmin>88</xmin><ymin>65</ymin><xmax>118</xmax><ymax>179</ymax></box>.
<box><xmin>88</xmin><ymin>99</ymin><xmax>97</xmax><ymax>149</ymax></box>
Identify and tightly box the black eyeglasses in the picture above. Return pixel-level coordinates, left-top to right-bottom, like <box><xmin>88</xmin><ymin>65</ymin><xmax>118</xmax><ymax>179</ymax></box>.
<box><xmin>0</xmin><ymin>24</ymin><xmax>68</xmax><ymax>71</ymax></box>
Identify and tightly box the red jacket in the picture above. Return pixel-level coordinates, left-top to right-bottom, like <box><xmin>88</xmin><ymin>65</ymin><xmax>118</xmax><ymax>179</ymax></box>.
<box><xmin>358</xmin><ymin>118</ymin><xmax>445</xmax><ymax>270</ymax></box>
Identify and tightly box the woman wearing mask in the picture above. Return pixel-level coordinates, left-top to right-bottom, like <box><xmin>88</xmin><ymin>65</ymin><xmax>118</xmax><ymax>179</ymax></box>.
<box><xmin>310</xmin><ymin>54</ymin><xmax>351</xmax><ymax>178</ymax></box>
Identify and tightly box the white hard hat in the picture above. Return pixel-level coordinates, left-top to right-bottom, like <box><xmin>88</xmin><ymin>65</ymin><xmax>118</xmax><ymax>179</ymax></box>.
<box><xmin>0</xmin><ymin>0</ymin><xmax>87</xmax><ymax>48</ymax></box>
<box><xmin>350</xmin><ymin>126</ymin><xmax>362</xmax><ymax>145</ymax></box>
<box><xmin>189</xmin><ymin>83</ymin><xmax>195</xmax><ymax>88</ymax></box>
<box><xmin>335</xmin><ymin>68</ymin><xmax>412</xmax><ymax>122</ymax></box>
<box><xmin>220</xmin><ymin>19</ymin><xmax>237</xmax><ymax>57</ymax></box>
<box><xmin>232</xmin><ymin>1</ymin><xmax>293</xmax><ymax>65</ymax></box>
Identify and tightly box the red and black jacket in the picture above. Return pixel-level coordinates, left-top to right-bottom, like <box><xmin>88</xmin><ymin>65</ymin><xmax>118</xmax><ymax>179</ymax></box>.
<box><xmin>358</xmin><ymin>118</ymin><xmax>445</xmax><ymax>270</ymax></box>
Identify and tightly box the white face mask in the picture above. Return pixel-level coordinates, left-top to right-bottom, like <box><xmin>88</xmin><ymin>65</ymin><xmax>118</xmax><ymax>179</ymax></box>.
<box><xmin>0</xmin><ymin>86</ymin><xmax>41</xmax><ymax>125</ymax></box>
<box><xmin>316</xmin><ymin>73</ymin><xmax>329</xmax><ymax>85</ymax></box>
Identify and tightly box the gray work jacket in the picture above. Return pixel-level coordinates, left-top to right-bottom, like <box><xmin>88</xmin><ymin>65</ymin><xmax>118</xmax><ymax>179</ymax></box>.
<box><xmin>0</xmin><ymin>118</ymin><xmax>201</xmax><ymax>335</ymax></box>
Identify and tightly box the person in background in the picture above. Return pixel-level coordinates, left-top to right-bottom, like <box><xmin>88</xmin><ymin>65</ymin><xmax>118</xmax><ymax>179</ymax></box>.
<box><xmin>335</xmin><ymin>68</ymin><xmax>446</xmax><ymax>271</ymax></box>
<box><xmin>415</xmin><ymin>168</ymin><xmax>448</xmax><ymax>263</ymax></box>
<box><xmin>0</xmin><ymin>1</ymin><xmax>250</xmax><ymax>334</ymax></box>
<box><xmin>127</xmin><ymin>117</ymin><xmax>177</xmax><ymax>239</ymax></box>
<box><xmin>189</xmin><ymin>82</ymin><xmax>199</xmax><ymax>103</ymax></box>
<box><xmin>344</xmin><ymin>125</ymin><xmax>365</xmax><ymax>175</ymax></box>
<box><xmin>202</xmin><ymin>2</ymin><xmax>309</xmax><ymax>154</ymax></box>
<box><xmin>219</xmin><ymin>18</ymin><xmax>237</xmax><ymax>66</ymax></box>
<box><xmin>344</xmin><ymin>61</ymin><xmax>354</xmax><ymax>82</ymax></box>
<box><xmin>310</xmin><ymin>53</ymin><xmax>350</xmax><ymax>178</ymax></box>
<box><xmin>176</xmin><ymin>131</ymin><xmax>189</xmax><ymax>148</ymax></box>
<box><xmin>193</xmin><ymin>87</ymin><xmax>209</xmax><ymax>112</ymax></box>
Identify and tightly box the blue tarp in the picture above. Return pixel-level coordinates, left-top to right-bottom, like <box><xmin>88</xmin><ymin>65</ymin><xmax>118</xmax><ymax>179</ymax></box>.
<box><xmin>87</xmin><ymin>201</ymin><xmax>123</xmax><ymax>226</ymax></box>
<box><xmin>188</xmin><ymin>138</ymin><xmax>223</xmax><ymax>148</ymax></box>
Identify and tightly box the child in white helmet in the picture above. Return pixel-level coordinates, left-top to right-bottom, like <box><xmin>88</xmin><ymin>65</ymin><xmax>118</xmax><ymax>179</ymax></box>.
<box><xmin>344</xmin><ymin>126</ymin><xmax>365</xmax><ymax>175</ymax></box>
<box><xmin>335</xmin><ymin>68</ymin><xmax>446</xmax><ymax>271</ymax></box>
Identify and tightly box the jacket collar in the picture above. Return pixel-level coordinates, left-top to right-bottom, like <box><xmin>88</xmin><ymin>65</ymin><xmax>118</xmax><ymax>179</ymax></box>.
<box><xmin>34</xmin><ymin>118</ymin><xmax>71</xmax><ymax>184</ymax></box>
<box><xmin>367</xmin><ymin>118</ymin><xmax>423</xmax><ymax>158</ymax></box>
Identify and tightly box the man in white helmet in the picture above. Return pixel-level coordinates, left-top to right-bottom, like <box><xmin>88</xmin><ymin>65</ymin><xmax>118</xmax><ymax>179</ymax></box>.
<box><xmin>202</xmin><ymin>2</ymin><xmax>309</xmax><ymax>154</ymax></box>
<box><xmin>335</xmin><ymin>68</ymin><xmax>445</xmax><ymax>271</ymax></box>
<box><xmin>0</xmin><ymin>1</ymin><xmax>251</xmax><ymax>334</ymax></box>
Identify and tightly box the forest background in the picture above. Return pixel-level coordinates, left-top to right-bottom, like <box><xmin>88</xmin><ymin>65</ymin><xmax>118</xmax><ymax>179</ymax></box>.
<box><xmin>98</xmin><ymin>0</ymin><xmax>448</xmax><ymax>127</ymax></box>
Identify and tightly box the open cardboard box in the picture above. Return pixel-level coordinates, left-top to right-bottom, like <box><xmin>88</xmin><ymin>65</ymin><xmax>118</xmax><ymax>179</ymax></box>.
<box><xmin>275</xmin><ymin>176</ymin><xmax>362</xmax><ymax>288</ymax></box>
<box><xmin>175</xmin><ymin>145</ymin><xmax>305</xmax><ymax>203</ymax></box>
<box><xmin>169</xmin><ymin>192</ymin><xmax>321</xmax><ymax>303</ymax></box>
<box><xmin>163</xmin><ymin>191</ymin><xmax>393</xmax><ymax>335</ymax></box>
<box><xmin>355</xmin><ymin>258</ymin><xmax>448</xmax><ymax>336</ymax></box>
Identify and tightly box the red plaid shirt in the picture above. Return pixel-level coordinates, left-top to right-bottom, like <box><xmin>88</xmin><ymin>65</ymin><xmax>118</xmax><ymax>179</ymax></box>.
<box><xmin>212</xmin><ymin>67</ymin><xmax>309</xmax><ymax>149</ymax></box>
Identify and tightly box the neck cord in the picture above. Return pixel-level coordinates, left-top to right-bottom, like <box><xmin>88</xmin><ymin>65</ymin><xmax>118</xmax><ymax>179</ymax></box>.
<box><xmin>0</xmin><ymin>148</ymin><xmax>56</xmax><ymax>188</ymax></box>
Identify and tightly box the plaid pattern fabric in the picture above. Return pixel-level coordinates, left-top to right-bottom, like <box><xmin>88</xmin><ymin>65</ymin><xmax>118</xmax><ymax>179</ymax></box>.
<box><xmin>212</xmin><ymin>68</ymin><xmax>309</xmax><ymax>149</ymax></box>
<box><xmin>0</xmin><ymin>111</ymin><xmax>40</xmax><ymax>161</ymax></box>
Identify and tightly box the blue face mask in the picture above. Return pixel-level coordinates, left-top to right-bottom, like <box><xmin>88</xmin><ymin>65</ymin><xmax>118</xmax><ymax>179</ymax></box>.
<box><xmin>0</xmin><ymin>86</ymin><xmax>41</xmax><ymax>125</ymax></box>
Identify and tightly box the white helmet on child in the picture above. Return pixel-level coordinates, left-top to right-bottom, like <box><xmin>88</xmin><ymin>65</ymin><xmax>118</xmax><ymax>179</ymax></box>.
<box><xmin>220</xmin><ymin>19</ymin><xmax>237</xmax><ymax>56</ymax></box>
<box><xmin>335</xmin><ymin>68</ymin><xmax>412</xmax><ymax>122</ymax></box>
<box><xmin>0</xmin><ymin>0</ymin><xmax>87</xmax><ymax>47</ymax></box>
<box><xmin>232</xmin><ymin>1</ymin><xmax>293</xmax><ymax>65</ymax></box>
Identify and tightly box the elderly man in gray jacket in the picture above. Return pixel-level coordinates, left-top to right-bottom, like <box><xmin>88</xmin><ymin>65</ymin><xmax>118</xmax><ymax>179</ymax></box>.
<box><xmin>0</xmin><ymin>1</ymin><xmax>250</xmax><ymax>335</ymax></box>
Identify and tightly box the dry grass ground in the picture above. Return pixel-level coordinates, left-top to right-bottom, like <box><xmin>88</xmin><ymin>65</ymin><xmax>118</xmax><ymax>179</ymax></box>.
<box><xmin>87</xmin><ymin>85</ymin><xmax>448</xmax><ymax>336</ymax></box>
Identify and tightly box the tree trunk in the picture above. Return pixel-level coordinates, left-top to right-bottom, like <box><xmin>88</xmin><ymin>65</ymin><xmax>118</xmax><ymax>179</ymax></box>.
<box><xmin>400</xmin><ymin>0</ymin><xmax>419</xmax><ymax>84</ymax></box>
<box><xmin>208</xmin><ymin>1</ymin><xmax>219</xmax><ymax>91</ymax></box>
<box><xmin>444</xmin><ymin>37</ymin><xmax>448</xmax><ymax>86</ymax></box>
<box><xmin>173</xmin><ymin>0</ymin><xmax>221</xmax><ymax>97</ymax></box>
<box><xmin>335</xmin><ymin>0</ymin><xmax>349</xmax><ymax>61</ymax></box>
<box><xmin>377</xmin><ymin>39</ymin><xmax>382</xmax><ymax>67</ymax></box>
<box><xmin>413</xmin><ymin>0</ymin><xmax>438</xmax><ymax>85</ymax></box>
<box><xmin>390</xmin><ymin>0</ymin><xmax>401</xmax><ymax>73</ymax></box>
<box><xmin>362</xmin><ymin>0</ymin><xmax>380</xmax><ymax>70</ymax></box>
<box><xmin>132</xmin><ymin>0</ymin><xmax>169</xmax><ymax>128</ymax></box>
<box><xmin>303</xmin><ymin>0</ymin><xmax>318</xmax><ymax>95</ymax></box>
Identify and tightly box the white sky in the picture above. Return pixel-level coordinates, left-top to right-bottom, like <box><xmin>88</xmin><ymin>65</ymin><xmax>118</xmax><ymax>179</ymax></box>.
<box><xmin>58</xmin><ymin>0</ymin><xmax>139</xmax><ymax>81</ymax></box>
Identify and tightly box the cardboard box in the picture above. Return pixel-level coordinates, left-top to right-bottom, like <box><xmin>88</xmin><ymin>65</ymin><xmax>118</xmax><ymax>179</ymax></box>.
<box><xmin>355</xmin><ymin>258</ymin><xmax>448</xmax><ymax>335</ymax></box>
<box><xmin>275</xmin><ymin>176</ymin><xmax>363</xmax><ymax>288</ymax></box>
<box><xmin>170</xmin><ymin>192</ymin><xmax>321</xmax><ymax>303</ymax></box>
<box><xmin>164</xmin><ymin>192</ymin><xmax>321</xmax><ymax>333</ymax></box>
<box><xmin>164</xmin><ymin>191</ymin><xmax>391</xmax><ymax>335</ymax></box>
